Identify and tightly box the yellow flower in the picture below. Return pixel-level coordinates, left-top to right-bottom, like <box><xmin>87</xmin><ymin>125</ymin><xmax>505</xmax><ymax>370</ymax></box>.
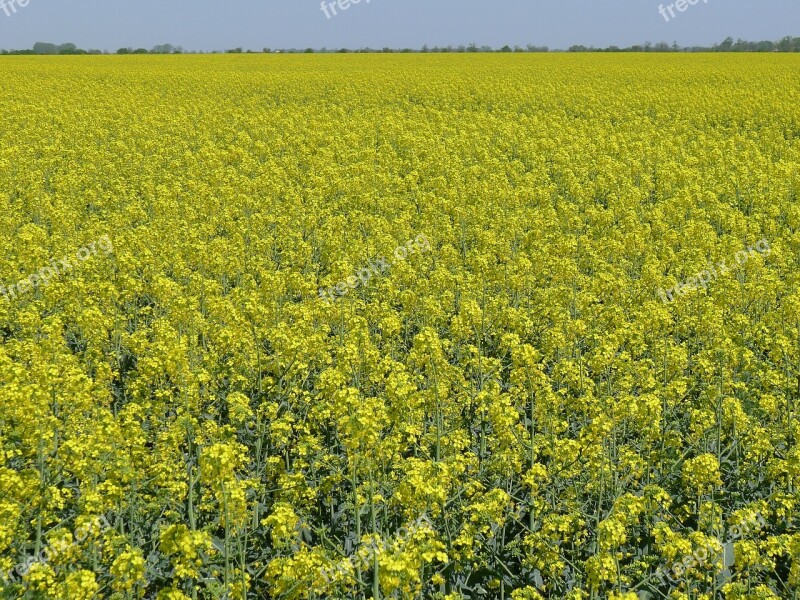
<box><xmin>110</xmin><ymin>549</ymin><xmax>147</xmax><ymax>592</ymax></box>
<box><xmin>264</xmin><ymin>503</ymin><xmax>300</xmax><ymax>549</ymax></box>
<box><xmin>682</xmin><ymin>454</ymin><xmax>723</xmax><ymax>494</ymax></box>
<box><xmin>57</xmin><ymin>569</ymin><xmax>99</xmax><ymax>600</ymax></box>
<box><xmin>159</xmin><ymin>524</ymin><xmax>214</xmax><ymax>579</ymax></box>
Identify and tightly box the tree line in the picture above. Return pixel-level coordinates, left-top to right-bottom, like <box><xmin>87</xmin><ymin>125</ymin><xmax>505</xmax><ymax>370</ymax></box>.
<box><xmin>2</xmin><ymin>36</ymin><xmax>800</xmax><ymax>55</ymax></box>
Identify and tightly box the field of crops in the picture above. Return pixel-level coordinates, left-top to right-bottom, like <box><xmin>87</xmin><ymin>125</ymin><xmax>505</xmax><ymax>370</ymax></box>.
<box><xmin>1</xmin><ymin>54</ymin><xmax>800</xmax><ymax>599</ymax></box>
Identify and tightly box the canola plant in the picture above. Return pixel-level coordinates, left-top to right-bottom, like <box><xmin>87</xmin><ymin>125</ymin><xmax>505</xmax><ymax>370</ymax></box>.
<box><xmin>0</xmin><ymin>54</ymin><xmax>799</xmax><ymax>599</ymax></box>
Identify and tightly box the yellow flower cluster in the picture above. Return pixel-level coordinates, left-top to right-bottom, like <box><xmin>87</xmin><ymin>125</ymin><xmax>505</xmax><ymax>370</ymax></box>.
<box><xmin>0</xmin><ymin>53</ymin><xmax>799</xmax><ymax>598</ymax></box>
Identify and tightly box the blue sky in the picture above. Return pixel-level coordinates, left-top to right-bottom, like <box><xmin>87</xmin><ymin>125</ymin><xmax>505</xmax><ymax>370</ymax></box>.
<box><xmin>0</xmin><ymin>0</ymin><xmax>796</xmax><ymax>52</ymax></box>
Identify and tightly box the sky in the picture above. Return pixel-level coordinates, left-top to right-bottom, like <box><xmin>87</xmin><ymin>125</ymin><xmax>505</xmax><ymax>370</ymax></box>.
<box><xmin>0</xmin><ymin>0</ymin><xmax>796</xmax><ymax>52</ymax></box>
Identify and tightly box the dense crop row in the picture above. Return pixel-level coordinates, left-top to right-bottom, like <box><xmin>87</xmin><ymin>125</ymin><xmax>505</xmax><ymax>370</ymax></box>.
<box><xmin>1</xmin><ymin>54</ymin><xmax>799</xmax><ymax>599</ymax></box>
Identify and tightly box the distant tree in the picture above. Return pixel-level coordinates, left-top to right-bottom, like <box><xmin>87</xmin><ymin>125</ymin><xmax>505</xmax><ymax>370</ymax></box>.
<box><xmin>33</xmin><ymin>42</ymin><xmax>58</xmax><ymax>55</ymax></box>
<box><xmin>116</xmin><ymin>47</ymin><xmax>132</xmax><ymax>54</ymax></box>
<box><xmin>57</xmin><ymin>43</ymin><xmax>79</xmax><ymax>55</ymax></box>
<box><xmin>304</xmin><ymin>48</ymin><xmax>315</xmax><ymax>53</ymax></box>
<box><xmin>132</xmin><ymin>48</ymin><xmax>149</xmax><ymax>54</ymax></box>
<box><xmin>776</xmin><ymin>36</ymin><xmax>792</xmax><ymax>52</ymax></box>
<box><xmin>500</xmin><ymin>45</ymin><xmax>512</xmax><ymax>52</ymax></box>
<box><xmin>150</xmin><ymin>44</ymin><xmax>174</xmax><ymax>54</ymax></box>
<box><xmin>732</xmin><ymin>38</ymin><xmax>748</xmax><ymax>52</ymax></box>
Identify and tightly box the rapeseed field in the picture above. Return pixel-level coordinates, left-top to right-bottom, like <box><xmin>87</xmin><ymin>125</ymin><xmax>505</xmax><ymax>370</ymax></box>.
<box><xmin>1</xmin><ymin>54</ymin><xmax>799</xmax><ymax>599</ymax></box>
